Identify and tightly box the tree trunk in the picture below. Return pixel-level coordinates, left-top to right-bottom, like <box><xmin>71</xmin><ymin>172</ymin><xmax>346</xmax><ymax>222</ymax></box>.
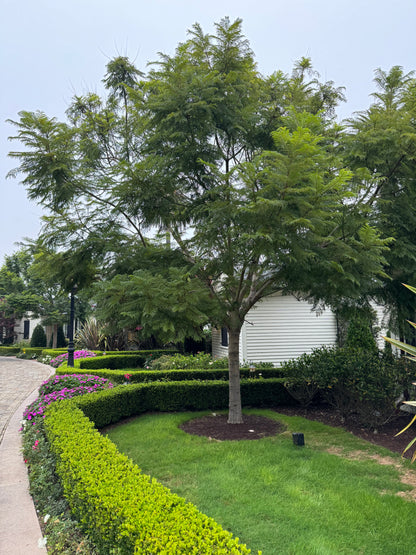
<box><xmin>45</xmin><ymin>325</ymin><xmax>53</xmax><ymax>348</ymax></box>
<box><xmin>52</xmin><ymin>324</ymin><xmax>58</xmax><ymax>349</ymax></box>
<box><xmin>228</xmin><ymin>327</ymin><xmax>243</xmax><ymax>424</ymax></box>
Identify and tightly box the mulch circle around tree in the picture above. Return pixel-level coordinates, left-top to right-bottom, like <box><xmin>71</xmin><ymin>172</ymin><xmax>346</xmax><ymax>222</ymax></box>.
<box><xmin>180</xmin><ymin>413</ymin><xmax>286</xmax><ymax>440</ymax></box>
<box><xmin>179</xmin><ymin>407</ymin><xmax>416</xmax><ymax>458</ymax></box>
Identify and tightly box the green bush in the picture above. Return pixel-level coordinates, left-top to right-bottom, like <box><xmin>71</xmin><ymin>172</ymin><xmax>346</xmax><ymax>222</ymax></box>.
<box><xmin>103</xmin><ymin>350</ymin><xmax>178</xmax><ymax>356</ymax></box>
<box><xmin>16</xmin><ymin>347</ymin><xmax>45</xmax><ymax>359</ymax></box>
<box><xmin>0</xmin><ymin>346</ymin><xmax>20</xmax><ymax>355</ymax></box>
<box><xmin>282</xmin><ymin>347</ymin><xmax>336</xmax><ymax>407</ymax></box>
<box><xmin>283</xmin><ymin>346</ymin><xmax>413</xmax><ymax>427</ymax></box>
<box><xmin>150</xmin><ymin>352</ymin><xmax>228</xmax><ymax>370</ymax></box>
<box><xmin>40</xmin><ymin>348</ymin><xmax>69</xmax><ymax>360</ymax></box>
<box><xmin>79</xmin><ymin>350</ymin><xmax>179</xmax><ymax>370</ymax></box>
<box><xmin>56</xmin><ymin>366</ymin><xmax>285</xmax><ymax>384</ymax></box>
<box><xmin>30</xmin><ymin>324</ymin><xmax>47</xmax><ymax>347</ymax></box>
<box><xmin>345</xmin><ymin>315</ymin><xmax>378</xmax><ymax>352</ymax></box>
<box><xmin>80</xmin><ymin>354</ymin><xmax>146</xmax><ymax>370</ymax></box>
<box><xmin>72</xmin><ymin>378</ymin><xmax>292</xmax><ymax>428</ymax></box>
<box><xmin>44</xmin><ymin>402</ymin><xmax>252</xmax><ymax>554</ymax></box>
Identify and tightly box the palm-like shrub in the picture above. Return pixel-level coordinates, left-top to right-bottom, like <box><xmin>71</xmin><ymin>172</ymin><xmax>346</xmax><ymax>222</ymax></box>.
<box><xmin>384</xmin><ymin>284</ymin><xmax>416</xmax><ymax>460</ymax></box>
<box><xmin>75</xmin><ymin>318</ymin><xmax>105</xmax><ymax>350</ymax></box>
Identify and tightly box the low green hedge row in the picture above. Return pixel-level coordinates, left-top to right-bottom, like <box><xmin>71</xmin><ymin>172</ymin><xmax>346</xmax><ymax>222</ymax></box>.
<box><xmin>57</xmin><ymin>366</ymin><xmax>285</xmax><ymax>383</ymax></box>
<box><xmin>44</xmin><ymin>349</ymin><xmax>139</xmax><ymax>359</ymax></box>
<box><xmin>99</xmin><ymin>349</ymin><xmax>178</xmax><ymax>357</ymax></box>
<box><xmin>0</xmin><ymin>347</ymin><xmax>178</xmax><ymax>360</ymax></box>
<box><xmin>79</xmin><ymin>350</ymin><xmax>179</xmax><ymax>370</ymax></box>
<box><xmin>45</xmin><ymin>402</ymin><xmax>252</xmax><ymax>554</ymax></box>
<box><xmin>20</xmin><ymin>347</ymin><xmax>45</xmax><ymax>355</ymax></box>
<box><xmin>80</xmin><ymin>354</ymin><xmax>148</xmax><ymax>370</ymax></box>
<box><xmin>73</xmin><ymin>378</ymin><xmax>292</xmax><ymax>428</ymax></box>
<box><xmin>0</xmin><ymin>346</ymin><xmax>20</xmax><ymax>355</ymax></box>
<box><xmin>42</xmin><ymin>348</ymin><xmax>68</xmax><ymax>357</ymax></box>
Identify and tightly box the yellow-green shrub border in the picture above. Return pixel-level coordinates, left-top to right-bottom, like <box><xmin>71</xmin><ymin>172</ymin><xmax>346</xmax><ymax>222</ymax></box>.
<box><xmin>44</xmin><ymin>399</ymin><xmax>254</xmax><ymax>554</ymax></box>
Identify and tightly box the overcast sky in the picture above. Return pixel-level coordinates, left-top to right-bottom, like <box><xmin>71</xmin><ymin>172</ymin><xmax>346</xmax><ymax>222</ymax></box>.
<box><xmin>1</xmin><ymin>0</ymin><xmax>415</xmax><ymax>263</ymax></box>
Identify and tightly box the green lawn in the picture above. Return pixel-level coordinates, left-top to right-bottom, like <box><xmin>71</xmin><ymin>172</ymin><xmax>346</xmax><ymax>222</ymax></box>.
<box><xmin>106</xmin><ymin>409</ymin><xmax>416</xmax><ymax>554</ymax></box>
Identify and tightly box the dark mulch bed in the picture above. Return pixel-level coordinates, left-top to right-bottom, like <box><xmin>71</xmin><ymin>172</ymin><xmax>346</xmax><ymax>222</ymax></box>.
<box><xmin>180</xmin><ymin>407</ymin><xmax>416</xmax><ymax>460</ymax></box>
<box><xmin>180</xmin><ymin>413</ymin><xmax>285</xmax><ymax>440</ymax></box>
<box><xmin>275</xmin><ymin>406</ymin><xmax>416</xmax><ymax>459</ymax></box>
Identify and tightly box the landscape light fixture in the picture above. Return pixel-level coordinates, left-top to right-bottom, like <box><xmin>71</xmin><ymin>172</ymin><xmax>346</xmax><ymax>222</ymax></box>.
<box><xmin>292</xmin><ymin>432</ymin><xmax>305</xmax><ymax>446</ymax></box>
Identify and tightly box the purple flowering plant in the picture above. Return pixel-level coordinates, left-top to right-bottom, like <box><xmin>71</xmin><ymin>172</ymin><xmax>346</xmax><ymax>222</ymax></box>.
<box><xmin>38</xmin><ymin>373</ymin><xmax>111</xmax><ymax>395</ymax></box>
<box><xmin>23</xmin><ymin>374</ymin><xmax>114</xmax><ymax>424</ymax></box>
<box><xmin>20</xmin><ymin>372</ymin><xmax>113</xmax><ymax>553</ymax></box>
<box><xmin>49</xmin><ymin>350</ymin><xmax>96</xmax><ymax>368</ymax></box>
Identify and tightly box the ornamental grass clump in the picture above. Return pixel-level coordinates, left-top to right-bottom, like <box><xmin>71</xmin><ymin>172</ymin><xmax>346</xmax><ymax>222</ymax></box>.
<box><xmin>49</xmin><ymin>349</ymin><xmax>96</xmax><ymax>368</ymax></box>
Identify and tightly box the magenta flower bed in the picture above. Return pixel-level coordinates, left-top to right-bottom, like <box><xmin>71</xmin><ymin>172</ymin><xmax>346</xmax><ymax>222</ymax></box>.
<box><xmin>39</xmin><ymin>373</ymin><xmax>112</xmax><ymax>395</ymax></box>
<box><xmin>23</xmin><ymin>374</ymin><xmax>113</xmax><ymax>424</ymax></box>
<box><xmin>50</xmin><ymin>350</ymin><xmax>97</xmax><ymax>368</ymax></box>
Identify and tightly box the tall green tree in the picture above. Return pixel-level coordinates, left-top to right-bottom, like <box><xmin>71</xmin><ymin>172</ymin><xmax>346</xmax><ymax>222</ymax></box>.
<box><xmin>0</xmin><ymin>250</ymin><xmax>43</xmax><ymax>319</ymax></box>
<box><xmin>344</xmin><ymin>66</ymin><xmax>416</xmax><ymax>340</ymax></box>
<box><xmin>7</xmin><ymin>56</ymin><xmax>147</xmax><ymax>261</ymax></box>
<box><xmin>132</xmin><ymin>19</ymin><xmax>387</xmax><ymax>422</ymax></box>
<box><xmin>0</xmin><ymin>248</ymin><xmax>91</xmax><ymax>346</ymax></box>
<box><xmin>8</xmin><ymin>18</ymin><xmax>388</xmax><ymax>423</ymax></box>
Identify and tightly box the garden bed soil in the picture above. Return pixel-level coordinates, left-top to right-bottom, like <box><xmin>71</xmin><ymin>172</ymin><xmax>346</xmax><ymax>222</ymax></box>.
<box><xmin>275</xmin><ymin>406</ymin><xmax>416</xmax><ymax>459</ymax></box>
<box><xmin>180</xmin><ymin>408</ymin><xmax>416</xmax><ymax>459</ymax></box>
<box><xmin>180</xmin><ymin>413</ymin><xmax>285</xmax><ymax>440</ymax></box>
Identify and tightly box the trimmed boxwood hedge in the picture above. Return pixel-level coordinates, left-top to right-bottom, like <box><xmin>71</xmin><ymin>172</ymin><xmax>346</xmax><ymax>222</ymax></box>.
<box><xmin>42</xmin><ymin>348</ymin><xmax>178</xmax><ymax>360</ymax></box>
<box><xmin>80</xmin><ymin>354</ymin><xmax>148</xmax><ymax>370</ymax></box>
<box><xmin>45</xmin><ymin>402</ymin><xmax>252</xmax><ymax>554</ymax></box>
<box><xmin>79</xmin><ymin>350</ymin><xmax>179</xmax><ymax>370</ymax></box>
<box><xmin>41</xmin><ymin>348</ymin><xmax>69</xmax><ymax>358</ymax></box>
<box><xmin>22</xmin><ymin>347</ymin><xmax>44</xmax><ymax>355</ymax></box>
<box><xmin>0</xmin><ymin>346</ymin><xmax>20</xmax><ymax>355</ymax></box>
<box><xmin>73</xmin><ymin>378</ymin><xmax>292</xmax><ymax>428</ymax></box>
<box><xmin>16</xmin><ymin>347</ymin><xmax>45</xmax><ymax>359</ymax></box>
<box><xmin>41</xmin><ymin>376</ymin><xmax>291</xmax><ymax>552</ymax></box>
<box><xmin>56</xmin><ymin>366</ymin><xmax>286</xmax><ymax>383</ymax></box>
<box><xmin>90</xmin><ymin>349</ymin><xmax>178</xmax><ymax>357</ymax></box>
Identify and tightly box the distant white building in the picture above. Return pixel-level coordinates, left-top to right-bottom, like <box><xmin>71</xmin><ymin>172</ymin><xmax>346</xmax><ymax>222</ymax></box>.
<box><xmin>212</xmin><ymin>293</ymin><xmax>390</xmax><ymax>366</ymax></box>
<box><xmin>13</xmin><ymin>314</ymin><xmax>43</xmax><ymax>343</ymax></box>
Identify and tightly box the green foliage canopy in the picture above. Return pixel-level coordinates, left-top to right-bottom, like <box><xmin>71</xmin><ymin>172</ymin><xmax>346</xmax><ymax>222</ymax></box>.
<box><xmin>8</xmin><ymin>18</ymin><xmax>390</xmax><ymax>422</ymax></box>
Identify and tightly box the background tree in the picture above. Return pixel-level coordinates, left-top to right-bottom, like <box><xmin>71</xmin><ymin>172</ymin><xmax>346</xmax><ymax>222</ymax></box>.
<box><xmin>0</xmin><ymin>248</ymin><xmax>91</xmax><ymax>347</ymax></box>
<box><xmin>0</xmin><ymin>249</ymin><xmax>44</xmax><ymax>343</ymax></box>
<box><xmin>344</xmin><ymin>66</ymin><xmax>416</xmax><ymax>341</ymax></box>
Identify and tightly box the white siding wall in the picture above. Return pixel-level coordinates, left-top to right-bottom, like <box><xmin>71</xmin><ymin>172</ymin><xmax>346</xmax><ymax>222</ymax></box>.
<box><xmin>212</xmin><ymin>294</ymin><xmax>337</xmax><ymax>366</ymax></box>
<box><xmin>212</xmin><ymin>328</ymin><xmax>230</xmax><ymax>360</ymax></box>
<box><xmin>14</xmin><ymin>315</ymin><xmax>42</xmax><ymax>342</ymax></box>
<box><xmin>241</xmin><ymin>293</ymin><xmax>337</xmax><ymax>366</ymax></box>
<box><xmin>371</xmin><ymin>302</ymin><xmax>391</xmax><ymax>350</ymax></box>
<box><xmin>212</xmin><ymin>295</ymin><xmax>391</xmax><ymax>365</ymax></box>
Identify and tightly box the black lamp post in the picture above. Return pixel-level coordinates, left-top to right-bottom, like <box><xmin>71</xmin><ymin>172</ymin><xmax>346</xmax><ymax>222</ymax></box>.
<box><xmin>67</xmin><ymin>286</ymin><xmax>76</xmax><ymax>367</ymax></box>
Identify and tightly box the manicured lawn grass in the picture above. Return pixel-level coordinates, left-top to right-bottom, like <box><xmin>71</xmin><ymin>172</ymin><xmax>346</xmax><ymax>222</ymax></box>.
<box><xmin>106</xmin><ymin>409</ymin><xmax>416</xmax><ymax>554</ymax></box>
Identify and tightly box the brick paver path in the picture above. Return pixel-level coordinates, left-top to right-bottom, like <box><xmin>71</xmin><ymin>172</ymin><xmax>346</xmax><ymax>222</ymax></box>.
<box><xmin>0</xmin><ymin>356</ymin><xmax>53</xmax><ymax>554</ymax></box>
<box><xmin>0</xmin><ymin>356</ymin><xmax>53</xmax><ymax>442</ymax></box>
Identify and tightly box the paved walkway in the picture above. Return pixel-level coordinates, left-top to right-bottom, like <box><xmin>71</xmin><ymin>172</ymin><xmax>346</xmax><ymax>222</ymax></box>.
<box><xmin>0</xmin><ymin>356</ymin><xmax>54</xmax><ymax>554</ymax></box>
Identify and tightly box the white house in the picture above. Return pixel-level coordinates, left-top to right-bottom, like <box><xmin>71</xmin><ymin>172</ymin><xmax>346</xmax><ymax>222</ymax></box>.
<box><xmin>212</xmin><ymin>293</ymin><xmax>390</xmax><ymax>366</ymax></box>
<box><xmin>13</xmin><ymin>314</ymin><xmax>43</xmax><ymax>343</ymax></box>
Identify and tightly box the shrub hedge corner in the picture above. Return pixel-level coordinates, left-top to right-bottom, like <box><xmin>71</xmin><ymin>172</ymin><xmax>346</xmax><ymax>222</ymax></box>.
<box><xmin>44</xmin><ymin>398</ymin><xmax>255</xmax><ymax>553</ymax></box>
